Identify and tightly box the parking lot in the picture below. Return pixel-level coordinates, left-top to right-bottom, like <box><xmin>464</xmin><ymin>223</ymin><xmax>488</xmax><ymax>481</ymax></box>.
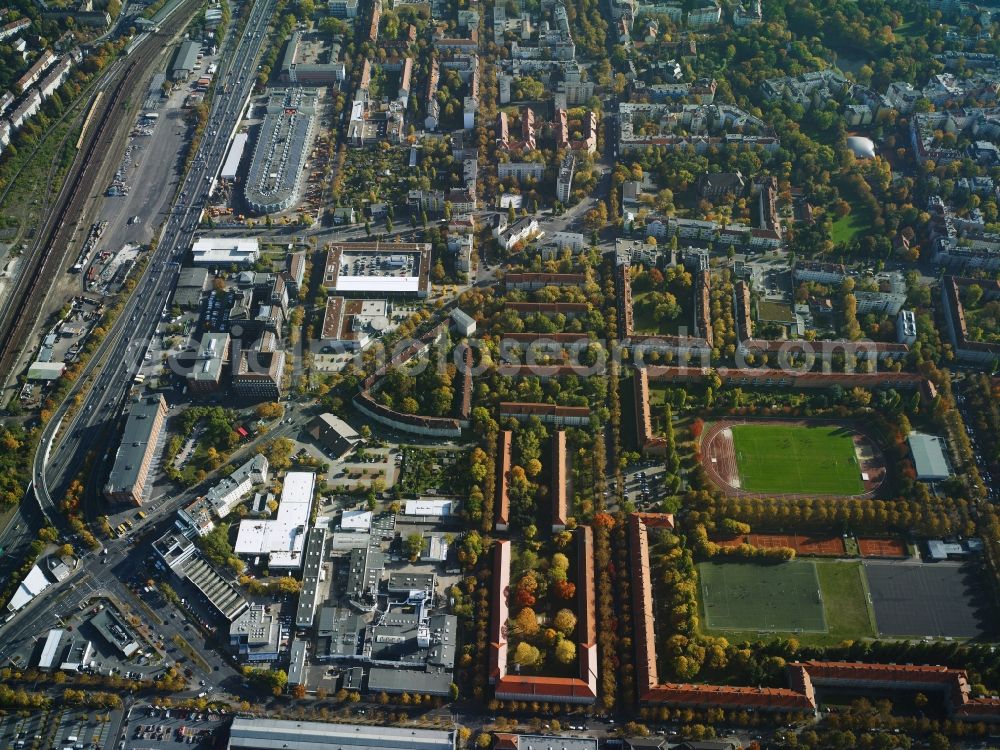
<box><xmin>0</xmin><ymin>708</ymin><xmax>116</xmax><ymax>750</ymax></box>
<box><xmin>0</xmin><ymin>711</ymin><xmax>53</xmax><ymax>750</ymax></box>
<box><xmin>620</xmin><ymin>462</ymin><xmax>670</xmax><ymax>508</ymax></box>
<box><xmin>124</xmin><ymin>706</ymin><xmax>226</xmax><ymax>750</ymax></box>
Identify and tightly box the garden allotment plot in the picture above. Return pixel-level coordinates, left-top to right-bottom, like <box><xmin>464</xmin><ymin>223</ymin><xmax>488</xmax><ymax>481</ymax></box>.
<box><xmin>731</xmin><ymin>423</ymin><xmax>864</xmax><ymax>495</ymax></box>
<box><xmin>699</xmin><ymin>560</ymin><xmax>828</xmax><ymax>633</ymax></box>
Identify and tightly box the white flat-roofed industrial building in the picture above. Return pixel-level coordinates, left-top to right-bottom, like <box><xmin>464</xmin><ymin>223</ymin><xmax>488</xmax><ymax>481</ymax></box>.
<box><xmin>6</xmin><ymin>564</ymin><xmax>51</xmax><ymax>611</ymax></box>
<box><xmin>221</xmin><ymin>132</ymin><xmax>249</xmax><ymax>181</ymax></box>
<box><xmin>322</xmin><ymin>243</ymin><xmax>431</xmax><ymax>299</ymax></box>
<box><xmin>38</xmin><ymin>628</ymin><xmax>65</xmax><ymax>670</ymax></box>
<box><xmin>227</xmin><ymin>718</ymin><xmax>456</xmax><ymax>750</ymax></box>
<box><xmin>404</xmin><ymin>499</ymin><xmax>454</xmax><ymax>516</ymax></box>
<box><xmin>191</xmin><ymin>237</ymin><xmax>260</xmax><ymax>267</ymax></box>
<box><xmin>235</xmin><ymin>471</ymin><xmax>316</xmax><ymax>570</ymax></box>
<box><xmin>339</xmin><ymin>509</ymin><xmax>372</xmax><ymax>532</ymax></box>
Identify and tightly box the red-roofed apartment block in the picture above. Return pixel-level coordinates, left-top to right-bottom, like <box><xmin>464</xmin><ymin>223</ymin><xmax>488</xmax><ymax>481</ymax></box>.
<box><xmin>490</xmin><ymin>528</ymin><xmax>598</xmax><ymax>704</ymax></box>
<box><xmin>551</xmin><ymin>431</ymin><xmax>569</xmax><ymax>531</ymax></box>
<box><xmin>496</xmin><ymin>430</ymin><xmax>513</xmax><ymax>532</ymax></box>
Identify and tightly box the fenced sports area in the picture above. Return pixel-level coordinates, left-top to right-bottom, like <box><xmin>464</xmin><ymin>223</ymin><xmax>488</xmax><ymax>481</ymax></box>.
<box><xmin>698</xmin><ymin>560</ymin><xmax>828</xmax><ymax>633</ymax></box>
<box><xmin>716</xmin><ymin>533</ymin><xmax>847</xmax><ymax>556</ymax></box>
<box><xmin>698</xmin><ymin>559</ymin><xmax>876</xmax><ymax>640</ymax></box>
<box><xmin>864</xmin><ymin>560</ymin><xmax>994</xmax><ymax>639</ymax></box>
<box><xmin>701</xmin><ymin>420</ymin><xmax>883</xmax><ymax>497</ymax></box>
<box><xmin>858</xmin><ymin>538</ymin><xmax>907</xmax><ymax>558</ymax></box>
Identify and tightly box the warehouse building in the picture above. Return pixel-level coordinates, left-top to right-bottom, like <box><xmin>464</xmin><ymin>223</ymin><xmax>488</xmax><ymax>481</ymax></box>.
<box><xmin>174</xmin><ymin>267</ymin><xmax>210</xmax><ymax>308</ymax></box>
<box><xmin>104</xmin><ymin>394</ymin><xmax>167</xmax><ymax>505</ymax></box>
<box><xmin>244</xmin><ymin>89</ymin><xmax>317</xmax><ymax>214</ymax></box>
<box><xmin>908</xmin><ymin>432</ymin><xmax>952</xmax><ymax>481</ymax></box>
<box><xmin>191</xmin><ymin>237</ymin><xmax>260</xmax><ymax>267</ymax></box>
<box><xmin>170</xmin><ymin>40</ymin><xmax>201</xmax><ymax>80</ymax></box>
<box><xmin>295</xmin><ymin>528</ymin><xmax>327</xmax><ymax>629</ymax></box>
<box><xmin>227</xmin><ymin>719</ymin><xmax>455</xmax><ymax>750</ymax></box>
<box><xmin>153</xmin><ymin>530</ymin><xmax>251</xmax><ymax>621</ymax></box>
<box><xmin>37</xmin><ymin>628</ymin><xmax>66</xmax><ymax>670</ymax></box>
<box><xmin>221</xmin><ymin>132</ymin><xmax>250</xmax><ymax>182</ymax></box>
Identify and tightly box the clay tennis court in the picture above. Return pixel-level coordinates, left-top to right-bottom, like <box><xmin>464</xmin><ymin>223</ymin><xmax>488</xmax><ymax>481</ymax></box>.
<box><xmin>858</xmin><ymin>538</ymin><xmax>908</xmax><ymax>558</ymax></box>
<box><xmin>716</xmin><ymin>533</ymin><xmax>846</xmax><ymax>557</ymax></box>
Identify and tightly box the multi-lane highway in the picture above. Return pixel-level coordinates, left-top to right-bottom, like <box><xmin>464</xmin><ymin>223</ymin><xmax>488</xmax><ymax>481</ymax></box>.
<box><xmin>33</xmin><ymin>0</ymin><xmax>278</xmax><ymax>530</ymax></box>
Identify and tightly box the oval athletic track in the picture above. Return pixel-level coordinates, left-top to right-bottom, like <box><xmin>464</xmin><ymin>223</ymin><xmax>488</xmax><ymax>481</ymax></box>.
<box><xmin>700</xmin><ymin>418</ymin><xmax>888</xmax><ymax>498</ymax></box>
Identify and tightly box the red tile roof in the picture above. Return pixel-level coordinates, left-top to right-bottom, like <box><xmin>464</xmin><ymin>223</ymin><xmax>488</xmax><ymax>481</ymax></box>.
<box><xmin>642</xmin><ymin>365</ymin><xmax>927</xmax><ymax>391</ymax></box>
<box><xmin>499</xmin><ymin>402</ymin><xmax>591</xmax><ymax>420</ymax></box>
<box><xmin>502</xmin><ymin>332</ymin><xmax>594</xmax><ymax>343</ymax></box>
<box><xmin>634</xmin><ymin>368</ymin><xmax>667</xmax><ymax>456</ymax></box>
<box><xmin>489</xmin><ymin>540</ymin><xmax>511</xmax><ymax>681</ymax></box>
<box><xmin>505</xmin><ymin>302</ymin><xmax>590</xmax><ymax>316</ymax></box>
<box><xmin>551</xmin><ymin>431</ymin><xmax>569</xmax><ymax>530</ymax></box>
<box><xmin>496</xmin><ymin>431</ymin><xmax>512</xmax><ymax>531</ymax></box>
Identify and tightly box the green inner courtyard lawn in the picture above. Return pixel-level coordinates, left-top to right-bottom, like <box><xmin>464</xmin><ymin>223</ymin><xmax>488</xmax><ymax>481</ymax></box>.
<box><xmin>731</xmin><ymin>423</ymin><xmax>864</xmax><ymax>495</ymax></box>
<box><xmin>632</xmin><ymin>290</ymin><xmax>685</xmax><ymax>336</ymax></box>
<box><xmin>829</xmin><ymin>197</ymin><xmax>873</xmax><ymax>245</ymax></box>
<box><xmin>698</xmin><ymin>560</ymin><xmax>875</xmax><ymax>643</ymax></box>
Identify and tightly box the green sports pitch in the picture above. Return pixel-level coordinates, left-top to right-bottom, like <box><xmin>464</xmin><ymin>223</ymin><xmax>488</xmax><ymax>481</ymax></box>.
<box><xmin>697</xmin><ymin>560</ymin><xmax>876</xmax><ymax>640</ymax></box>
<box><xmin>730</xmin><ymin>423</ymin><xmax>864</xmax><ymax>495</ymax></box>
<box><xmin>699</xmin><ymin>560</ymin><xmax>828</xmax><ymax>633</ymax></box>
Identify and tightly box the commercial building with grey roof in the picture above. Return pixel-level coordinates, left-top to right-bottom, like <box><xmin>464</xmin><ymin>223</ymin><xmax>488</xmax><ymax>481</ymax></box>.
<box><xmin>180</xmin><ymin>555</ymin><xmax>250</xmax><ymax>621</ymax></box>
<box><xmin>104</xmin><ymin>394</ymin><xmax>167</xmax><ymax>505</ymax></box>
<box><xmin>280</xmin><ymin>31</ymin><xmax>346</xmax><ymax>85</ymax></box>
<box><xmin>287</xmin><ymin>637</ymin><xmax>309</xmax><ymax>686</ymax></box>
<box><xmin>227</xmin><ymin>719</ymin><xmax>455</xmax><ymax>750</ymax></box>
<box><xmin>91</xmin><ymin>608</ymin><xmax>140</xmax><ymax>657</ymax></box>
<box><xmin>306</xmin><ymin>412</ymin><xmax>361</xmax><ymax>458</ymax></box>
<box><xmin>244</xmin><ymin>88</ymin><xmax>317</xmax><ymax>214</ymax></box>
<box><xmin>295</xmin><ymin>527</ymin><xmax>327</xmax><ymax>628</ymax></box>
<box><xmin>171</xmin><ymin>40</ymin><xmax>201</xmax><ymax>80</ymax></box>
<box><xmin>187</xmin><ymin>332</ymin><xmax>230</xmax><ymax>392</ymax></box>
<box><xmin>345</xmin><ymin>544</ymin><xmax>385</xmax><ymax>608</ymax></box>
<box><xmin>908</xmin><ymin>431</ymin><xmax>951</xmax><ymax>481</ymax></box>
<box><xmin>174</xmin><ymin>266</ymin><xmax>209</xmax><ymax>309</ymax></box>
<box><xmin>229</xmin><ymin>604</ymin><xmax>281</xmax><ymax>662</ymax></box>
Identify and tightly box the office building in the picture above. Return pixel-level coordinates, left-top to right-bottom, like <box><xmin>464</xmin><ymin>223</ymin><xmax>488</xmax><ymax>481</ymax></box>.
<box><xmin>234</xmin><ymin>471</ymin><xmax>316</xmax><ymax>570</ymax></box>
<box><xmin>104</xmin><ymin>394</ymin><xmax>167</xmax><ymax>505</ymax></box>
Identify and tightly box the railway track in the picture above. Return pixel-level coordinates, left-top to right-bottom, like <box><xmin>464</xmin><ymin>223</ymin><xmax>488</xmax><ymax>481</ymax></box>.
<box><xmin>0</xmin><ymin>2</ymin><xmax>201</xmax><ymax>388</ymax></box>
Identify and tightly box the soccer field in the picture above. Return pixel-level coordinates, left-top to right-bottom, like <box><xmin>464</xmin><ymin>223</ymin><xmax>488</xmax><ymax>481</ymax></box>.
<box><xmin>697</xmin><ymin>560</ymin><xmax>876</xmax><ymax>641</ymax></box>
<box><xmin>731</xmin><ymin>423</ymin><xmax>864</xmax><ymax>495</ymax></box>
<box><xmin>699</xmin><ymin>560</ymin><xmax>828</xmax><ymax>633</ymax></box>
